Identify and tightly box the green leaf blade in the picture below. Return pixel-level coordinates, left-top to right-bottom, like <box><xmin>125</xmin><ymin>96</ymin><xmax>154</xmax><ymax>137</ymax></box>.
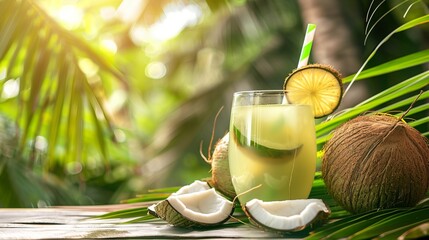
<box><xmin>351</xmin><ymin>207</ymin><xmax>429</xmax><ymax>239</ymax></box>
<box><xmin>343</xmin><ymin>49</ymin><xmax>429</xmax><ymax>83</ymax></box>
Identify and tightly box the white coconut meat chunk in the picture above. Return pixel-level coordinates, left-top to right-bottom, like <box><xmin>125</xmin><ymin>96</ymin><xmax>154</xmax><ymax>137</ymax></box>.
<box><xmin>245</xmin><ymin>199</ymin><xmax>330</xmax><ymax>231</ymax></box>
<box><xmin>167</xmin><ymin>188</ymin><xmax>234</xmax><ymax>224</ymax></box>
<box><xmin>172</xmin><ymin>180</ymin><xmax>211</xmax><ymax>196</ymax></box>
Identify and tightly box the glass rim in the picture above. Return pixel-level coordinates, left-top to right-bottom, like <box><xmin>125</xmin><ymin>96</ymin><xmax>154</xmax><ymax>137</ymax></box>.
<box><xmin>233</xmin><ymin>90</ymin><xmax>287</xmax><ymax>96</ymax></box>
<box><xmin>232</xmin><ymin>90</ymin><xmax>313</xmax><ymax>108</ymax></box>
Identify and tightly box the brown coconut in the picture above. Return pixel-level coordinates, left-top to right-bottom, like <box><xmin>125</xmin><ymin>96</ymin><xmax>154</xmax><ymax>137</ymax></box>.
<box><xmin>322</xmin><ymin>114</ymin><xmax>429</xmax><ymax>214</ymax></box>
<box><xmin>207</xmin><ymin>133</ymin><xmax>236</xmax><ymax>199</ymax></box>
<box><xmin>201</xmin><ymin>108</ymin><xmax>236</xmax><ymax>199</ymax></box>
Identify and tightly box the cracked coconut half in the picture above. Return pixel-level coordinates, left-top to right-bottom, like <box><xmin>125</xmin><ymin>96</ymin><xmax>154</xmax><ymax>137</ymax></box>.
<box><xmin>244</xmin><ymin>199</ymin><xmax>330</xmax><ymax>232</ymax></box>
<box><xmin>149</xmin><ymin>180</ymin><xmax>234</xmax><ymax>228</ymax></box>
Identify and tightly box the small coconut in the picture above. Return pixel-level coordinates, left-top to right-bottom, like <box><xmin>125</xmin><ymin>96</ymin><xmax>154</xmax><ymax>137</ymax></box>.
<box><xmin>322</xmin><ymin>114</ymin><xmax>429</xmax><ymax>214</ymax></box>
<box><xmin>150</xmin><ymin>180</ymin><xmax>234</xmax><ymax>228</ymax></box>
<box><xmin>244</xmin><ymin>199</ymin><xmax>330</xmax><ymax>233</ymax></box>
<box><xmin>204</xmin><ymin>132</ymin><xmax>236</xmax><ymax>199</ymax></box>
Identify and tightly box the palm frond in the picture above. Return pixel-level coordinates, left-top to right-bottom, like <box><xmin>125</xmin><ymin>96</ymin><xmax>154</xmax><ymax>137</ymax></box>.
<box><xmin>345</xmin><ymin>13</ymin><xmax>429</xmax><ymax>96</ymax></box>
<box><xmin>364</xmin><ymin>0</ymin><xmax>417</xmax><ymax>44</ymax></box>
<box><xmin>0</xmin><ymin>0</ymin><xmax>125</xmax><ymax>169</ymax></box>
<box><xmin>317</xmin><ymin>73</ymin><xmax>428</xmax><ymax>145</ymax></box>
<box><xmin>97</xmin><ymin>206</ymin><xmax>151</xmax><ymax>220</ymax></box>
<box><xmin>308</xmin><ymin>200</ymin><xmax>429</xmax><ymax>239</ymax></box>
<box><xmin>0</xmin><ymin>146</ymin><xmax>88</xmax><ymax>207</ymax></box>
<box><xmin>343</xmin><ymin>49</ymin><xmax>429</xmax><ymax>82</ymax></box>
<box><xmin>316</xmin><ymin>13</ymin><xmax>429</xmax><ymax>146</ymax></box>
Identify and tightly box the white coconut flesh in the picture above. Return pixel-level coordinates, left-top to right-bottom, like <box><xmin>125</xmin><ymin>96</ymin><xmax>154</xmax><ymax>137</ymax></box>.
<box><xmin>245</xmin><ymin>199</ymin><xmax>330</xmax><ymax>231</ymax></box>
<box><xmin>167</xmin><ymin>188</ymin><xmax>233</xmax><ymax>224</ymax></box>
<box><xmin>172</xmin><ymin>180</ymin><xmax>211</xmax><ymax>196</ymax></box>
<box><xmin>149</xmin><ymin>180</ymin><xmax>212</xmax><ymax>218</ymax></box>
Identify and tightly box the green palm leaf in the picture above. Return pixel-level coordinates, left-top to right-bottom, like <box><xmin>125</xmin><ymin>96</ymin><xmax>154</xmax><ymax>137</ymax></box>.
<box><xmin>0</xmin><ymin>0</ymin><xmax>125</xmax><ymax>168</ymax></box>
<box><xmin>97</xmin><ymin>207</ymin><xmax>150</xmax><ymax>220</ymax></box>
<box><xmin>307</xmin><ymin>209</ymin><xmax>405</xmax><ymax>239</ymax></box>
<box><xmin>343</xmin><ymin>49</ymin><xmax>429</xmax><ymax>82</ymax></box>
<box><xmin>315</xmin><ymin>13</ymin><xmax>429</xmax><ymax>146</ymax></box>
<box><xmin>308</xmin><ymin>202</ymin><xmax>429</xmax><ymax>240</ymax></box>
<box><xmin>344</xmin><ymin>13</ymin><xmax>429</xmax><ymax>96</ymax></box>
<box><xmin>316</xmin><ymin>73</ymin><xmax>428</xmax><ymax>145</ymax></box>
<box><xmin>353</xmin><ymin>207</ymin><xmax>429</xmax><ymax>239</ymax></box>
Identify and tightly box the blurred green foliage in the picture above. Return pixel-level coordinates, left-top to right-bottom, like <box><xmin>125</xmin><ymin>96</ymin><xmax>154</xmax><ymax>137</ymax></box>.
<box><xmin>0</xmin><ymin>0</ymin><xmax>427</xmax><ymax>207</ymax></box>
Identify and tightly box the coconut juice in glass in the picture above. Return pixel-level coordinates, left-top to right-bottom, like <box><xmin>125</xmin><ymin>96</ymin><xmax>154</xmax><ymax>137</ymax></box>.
<box><xmin>228</xmin><ymin>90</ymin><xmax>316</xmax><ymax>204</ymax></box>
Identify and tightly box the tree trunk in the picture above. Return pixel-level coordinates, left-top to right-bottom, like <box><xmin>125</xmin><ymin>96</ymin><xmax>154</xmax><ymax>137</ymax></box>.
<box><xmin>298</xmin><ymin>0</ymin><xmax>361</xmax><ymax>76</ymax></box>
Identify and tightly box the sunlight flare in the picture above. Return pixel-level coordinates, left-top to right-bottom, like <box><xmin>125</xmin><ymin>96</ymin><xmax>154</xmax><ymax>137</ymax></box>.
<box><xmin>145</xmin><ymin>62</ymin><xmax>167</xmax><ymax>79</ymax></box>
<box><xmin>56</xmin><ymin>5</ymin><xmax>83</xmax><ymax>30</ymax></box>
<box><xmin>129</xmin><ymin>3</ymin><xmax>202</xmax><ymax>44</ymax></box>
<box><xmin>1</xmin><ymin>78</ymin><xmax>20</xmax><ymax>100</ymax></box>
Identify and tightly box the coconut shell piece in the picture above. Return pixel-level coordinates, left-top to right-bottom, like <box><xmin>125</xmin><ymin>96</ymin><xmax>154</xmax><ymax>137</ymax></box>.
<box><xmin>147</xmin><ymin>204</ymin><xmax>159</xmax><ymax>218</ymax></box>
<box><xmin>322</xmin><ymin>114</ymin><xmax>429</xmax><ymax>214</ymax></box>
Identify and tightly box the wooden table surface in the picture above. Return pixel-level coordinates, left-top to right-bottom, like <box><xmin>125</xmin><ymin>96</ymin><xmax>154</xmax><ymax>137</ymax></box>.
<box><xmin>0</xmin><ymin>205</ymin><xmax>287</xmax><ymax>239</ymax></box>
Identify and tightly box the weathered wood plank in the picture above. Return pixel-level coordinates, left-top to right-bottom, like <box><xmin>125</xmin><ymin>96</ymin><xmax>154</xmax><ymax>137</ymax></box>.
<box><xmin>0</xmin><ymin>207</ymin><xmax>285</xmax><ymax>239</ymax></box>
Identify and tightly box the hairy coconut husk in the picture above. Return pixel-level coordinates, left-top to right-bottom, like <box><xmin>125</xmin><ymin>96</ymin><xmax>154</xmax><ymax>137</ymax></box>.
<box><xmin>210</xmin><ymin>133</ymin><xmax>236</xmax><ymax>199</ymax></box>
<box><xmin>201</xmin><ymin>107</ymin><xmax>237</xmax><ymax>199</ymax></box>
<box><xmin>322</xmin><ymin>114</ymin><xmax>429</xmax><ymax>214</ymax></box>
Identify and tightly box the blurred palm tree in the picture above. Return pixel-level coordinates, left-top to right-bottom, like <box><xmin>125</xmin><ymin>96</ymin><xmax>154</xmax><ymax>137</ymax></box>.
<box><xmin>0</xmin><ymin>0</ymin><xmax>428</xmax><ymax>208</ymax></box>
<box><xmin>0</xmin><ymin>0</ymin><xmax>129</xmax><ymax>206</ymax></box>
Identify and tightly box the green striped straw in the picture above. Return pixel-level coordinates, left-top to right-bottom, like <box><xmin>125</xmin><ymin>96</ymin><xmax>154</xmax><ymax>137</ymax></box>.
<box><xmin>297</xmin><ymin>23</ymin><xmax>317</xmax><ymax>68</ymax></box>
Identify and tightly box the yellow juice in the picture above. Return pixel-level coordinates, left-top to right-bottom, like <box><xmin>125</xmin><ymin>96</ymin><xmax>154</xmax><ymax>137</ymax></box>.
<box><xmin>228</xmin><ymin>104</ymin><xmax>316</xmax><ymax>204</ymax></box>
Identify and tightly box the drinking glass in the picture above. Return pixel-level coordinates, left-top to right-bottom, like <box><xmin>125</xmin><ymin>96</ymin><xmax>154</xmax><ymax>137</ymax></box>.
<box><xmin>228</xmin><ymin>90</ymin><xmax>316</xmax><ymax>204</ymax></box>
